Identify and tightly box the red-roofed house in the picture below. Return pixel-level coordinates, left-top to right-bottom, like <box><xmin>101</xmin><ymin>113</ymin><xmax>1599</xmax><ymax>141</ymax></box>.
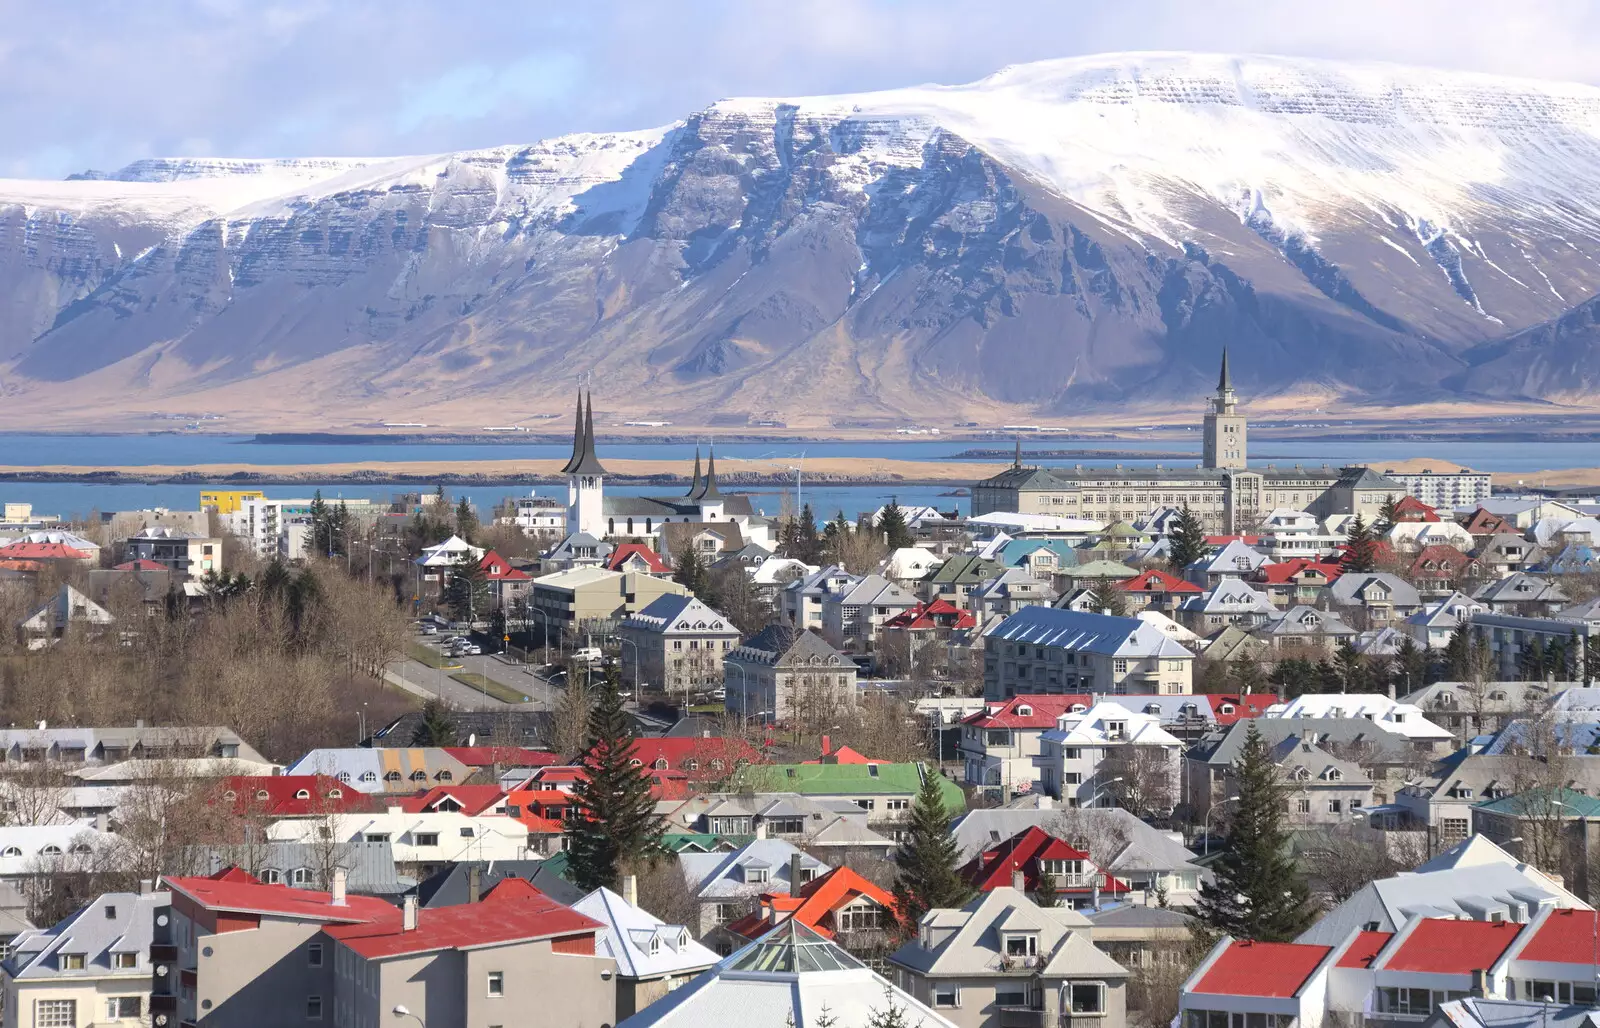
<box><xmin>478</xmin><ymin>550</ymin><xmax>533</xmax><ymax>609</ymax></box>
<box><xmin>218</xmin><ymin>775</ymin><xmax>378</xmax><ymax>817</ymax></box>
<box><xmin>626</xmin><ymin>736</ymin><xmax>764</xmax><ymax>783</ymax></box>
<box><xmin>722</xmin><ymin>865</ymin><xmax>897</xmax><ymax>957</ymax></box>
<box><xmin>1503</xmin><ymin>908</ymin><xmax>1600</xmax><ymax>1004</ymax></box>
<box><xmin>1392</xmin><ymin>496</ymin><xmax>1442</xmax><ymax>523</ymax></box>
<box><xmin>1181</xmin><ymin>937</ymin><xmax>1337</xmax><ymax>1028</ymax></box>
<box><xmin>882</xmin><ymin>598</ymin><xmax>976</xmax><ymax>633</ymax></box>
<box><xmin>1114</xmin><ymin>569</ymin><xmax>1202</xmax><ymax>611</ymax></box>
<box><xmin>960</xmin><ymin>826</ymin><xmax>1130</xmax><ymax>907</ymax></box>
<box><xmin>504</xmin><ymin>786</ymin><xmax>578</xmax><ymax>823</ymax></box>
<box><xmin>1254</xmin><ymin>559</ymin><xmax>1345</xmax><ymax>607</ymax></box>
<box><xmin>1206</xmin><ymin>694</ymin><xmax>1275</xmax><ymax>728</ymax></box>
<box><xmin>1463</xmin><ymin>507</ymin><xmax>1520</xmax><ymax>538</ymax></box>
<box><xmin>158</xmin><ymin>871</ymin><xmax>617</xmax><ymax>1027</ymax></box>
<box><xmin>958</xmin><ymin>695</ymin><xmax>1091</xmax><ymax>796</ymax></box>
<box><xmin>112</xmin><ymin>558</ymin><xmax>168</xmax><ymax>572</ymax></box>
<box><xmin>395</xmin><ymin>785</ymin><xmax>509</xmax><ymax>816</ymax></box>
<box><xmin>530</xmin><ymin>765</ymin><xmax>587</xmax><ymax>792</ymax></box>
<box><xmin>1380</xmin><ymin>918</ymin><xmax>1523</xmax><ymax>976</ymax></box>
<box><xmin>1407</xmin><ymin>544</ymin><xmax>1478</xmax><ymax>592</ymax></box>
<box><xmin>0</xmin><ymin>541</ymin><xmax>95</xmax><ymax>564</ymax></box>
<box><xmin>605</xmin><ymin>543</ymin><xmax>671</xmax><ymax>575</ymax></box>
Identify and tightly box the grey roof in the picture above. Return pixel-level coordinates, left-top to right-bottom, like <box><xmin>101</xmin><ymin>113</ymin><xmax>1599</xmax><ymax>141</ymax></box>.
<box><xmin>193</xmin><ymin>841</ymin><xmax>411</xmax><ymax>896</ymax></box>
<box><xmin>1296</xmin><ymin>861</ymin><xmax>1578</xmax><ymax>945</ymax></box>
<box><xmin>679</xmin><ymin>839</ymin><xmax>829</xmax><ymax>900</ymax></box>
<box><xmin>415</xmin><ymin>859</ymin><xmax>585</xmax><ymax>908</ymax></box>
<box><xmin>1326</xmin><ymin>572</ymin><xmax>1422</xmax><ymax>609</ymax></box>
<box><xmin>984</xmin><ymin>606</ymin><xmax>1192</xmax><ymax>659</ymax></box>
<box><xmin>1270</xmin><ymin>737</ymin><xmax>1372</xmax><ymax>786</ymax></box>
<box><xmin>1354</xmin><ymin>627</ymin><xmax>1410</xmax><ymax>656</ymax></box>
<box><xmin>1336</xmin><ymin>466</ymin><xmax>1405</xmax><ymax>490</ymax></box>
<box><xmin>947</xmin><ymin>807</ymin><xmax>1199</xmax><ymax>874</ymax></box>
<box><xmin>0</xmin><ymin>726</ymin><xmax>264</xmax><ymax>764</ymax></box>
<box><xmin>1192</xmin><ymin>540</ymin><xmax>1269</xmax><ymax>575</ymax></box>
<box><xmin>887</xmin><ymin>887</ymin><xmax>1122</xmax><ymax>979</ymax></box>
<box><xmin>573</xmin><ymin>886</ymin><xmax>718</xmax><ymax>980</ymax></box>
<box><xmin>729</xmin><ymin>624</ymin><xmax>851</xmax><ymax>668</ymax></box>
<box><xmin>621</xmin><ymin>595</ymin><xmax>737</xmax><ymax>636</ymax></box>
<box><xmin>1177</xmin><ymin>581</ymin><xmax>1274</xmax><ymax>615</ymax></box>
<box><xmin>1435</xmin><ymin>997</ymin><xmax>1600</xmax><ymax>1028</ymax></box>
<box><xmin>1473</xmin><ymin>572</ymin><xmax>1569</xmax><ymax>605</ymax></box>
<box><xmin>1258</xmin><ymin>605</ymin><xmax>1357</xmax><ymax>639</ymax></box>
<box><xmin>1086</xmin><ymin>904</ymin><xmax>1194</xmax><ymax>929</ymax></box>
<box><xmin>545</xmin><ymin>531</ymin><xmax>614</xmax><ymax>560</ymax></box>
<box><xmin>1191</xmin><ymin>718</ymin><xmax>1421</xmax><ymax>766</ymax></box>
<box><xmin>1406</xmin><ymin>591</ymin><xmax>1485</xmax><ymax>629</ymax></box>
<box><xmin>830</xmin><ymin>573</ymin><xmax>917</xmax><ymax>608</ymax></box>
<box><xmin>7</xmin><ymin>891</ymin><xmax>162</xmax><ymax>981</ymax></box>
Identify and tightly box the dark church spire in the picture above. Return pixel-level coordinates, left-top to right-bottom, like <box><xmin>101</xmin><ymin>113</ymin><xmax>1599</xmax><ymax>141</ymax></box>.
<box><xmin>686</xmin><ymin>447</ymin><xmax>704</xmax><ymax>498</ymax></box>
<box><xmin>1218</xmin><ymin>347</ymin><xmax>1232</xmax><ymax>394</ymax></box>
<box><xmin>698</xmin><ymin>446</ymin><xmax>723</xmax><ymax>501</ymax></box>
<box><xmin>563</xmin><ymin>391</ymin><xmax>608</xmax><ymax>477</ymax></box>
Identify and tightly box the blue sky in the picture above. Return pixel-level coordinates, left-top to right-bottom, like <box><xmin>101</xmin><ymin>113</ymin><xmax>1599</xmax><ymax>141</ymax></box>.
<box><xmin>4</xmin><ymin>0</ymin><xmax>1598</xmax><ymax>178</ymax></box>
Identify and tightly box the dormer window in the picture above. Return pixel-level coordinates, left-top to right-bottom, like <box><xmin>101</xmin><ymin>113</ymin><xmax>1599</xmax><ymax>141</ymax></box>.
<box><xmin>741</xmin><ymin>865</ymin><xmax>771</xmax><ymax>884</ymax></box>
<box><xmin>256</xmin><ymin>790</ymin><xmax>271</xmax><ymax>801</ymax></box>
<box><xmin>294</xmin><ymin>789</ymin><xmax>310</xmax><ymax>800</ymax></box>
<box><xmin>1003</xmin><ymin>932</ymin><xmax>1038</xmax><ymax>957</ymax></box>
<box><xmin>361</xmin><ymin>771</ymin><xmax>377</xmax><ymax>783</ymax></box>
<box><xmin>1016</xmin><ymin>705</ymin><xmax>1033</xmax><ymax>717</ymax></box>
<box><xmin>1323</xmin><ymin>767</ymin><xmax>1343</xmax><ymax>781</ymax></box>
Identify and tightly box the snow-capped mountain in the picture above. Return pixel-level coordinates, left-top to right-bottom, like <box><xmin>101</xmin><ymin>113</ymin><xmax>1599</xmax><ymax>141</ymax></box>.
<box><xmin>7</xmin><ymin>51</ymin><xmax>1600</xmax><ymax>428</ymax></box>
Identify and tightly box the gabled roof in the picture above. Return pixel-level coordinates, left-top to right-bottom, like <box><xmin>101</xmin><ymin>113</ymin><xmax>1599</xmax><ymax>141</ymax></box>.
<box><xmin>606</xmin><ymin>543</ymin><xmax>671</xmax><ymax>574</ymax></box>
<box><xmin>1255</xmin><ymin>559</ymin><xmax>1344</xmax><ymax>585</ymax></box>
<box><xmin>477</xmin><ymin>550</ymin><xmax>531</xmax><ymax>581</ymax></box>
<box><xmin>1115</xmin><ymin>569</ymin><xmax>1202</xmax><ymax>594</ymax></box>
<box><xmin>1192</xmin><ymin>939</ymin><xmax>1332</xmax><ymax>997</ymax></box>
<box><xmin>1335</xmin><ymin>930</ymin><xmax>1393</xmax><ymax>969</ymax></box>
<box><xmin>724</xmin><ymin>866</ymin><xmax>896</xmax><ymax>941</ymax></box>
<box><xmin>1066</xmin><ymin>559</ymin><xmax>1139</xmax><ymax>580</ymax></box>
<box><xmin>961</xmin><ymin>826</ymin><xmax>1130</xmax><ymax>895</ymax></box>
<box><xmin>1193</xmin><ymin>540</ymin><xmax>1269</xmax><ymax>574</ymax></box>
<box><xmin>882</xmin><ymin>599</ymin><xmax>975</xmax><ymax>631</ymax></box>
<box><xmin>219</xmin><ymin>775</ymin><xmax>378</xmax><ymax>816</ymax></box>
<box><xmin>394</xmin><ymin>784</ymin><xmax>508</xmax><ymax>816</ymax></box>
<box><xmin>1258</xmin><ymin>605</ymin><xmax>1357</xmax><ymax>639</ymax></box>
<box><xmin>112</xmin><ymin>559</ymin><xmax>168</xmax><ymax>572</ymax></box>
<box><xmin>1516</xmin><ymin>908</ymin><xmax>1600</xmax><ymax>964</ymax></box>
<box><xmin>1392</xmin><ymin>495</ymin><xmax>1442</xmax><ymax>522</ymax></box>
<box><xmin>573</xmin><ymin>886</ymin><xmax>717</xmax><ymax>979</ymax></box>
<box><xmin>962</xmin><ymin>694</ymin><xmax>1093</xmax><ymax>731</ymax></box>
<box><xmin>621</xmin><ymin>594</ymin><xmax>738</xmax><ymax>636</ymax></box>
<box><xmin>730</xmin><ymin>624</ymin><xmax>851</xmax><ymax>668</ymax></box>
<box><xmin>984</xmin><ymin>606</ymin><xmax>1192</xmax><ymax>659</ymax></box>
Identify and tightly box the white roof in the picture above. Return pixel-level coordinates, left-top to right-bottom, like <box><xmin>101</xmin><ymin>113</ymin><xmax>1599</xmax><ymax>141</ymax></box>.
<box><xmin>0</xmin><ymin>824</ymin><xmax>116</xmax><ymax>876</ymax></box>
<box><xmin>1261</xmin><ymin>694</ymin><xmax>1452</xmax><ymax>740</ymax></box>
<box><xmin>414</xmin><ymin>535</ymin><xmax>485</xmax><ymax>567</ymax></box>
<box><xmin>572</xmin><ymin>887</ymin><xmax>718</xmax><ymax>980</ymax></box>
<box><xmin>882</xmin><ymin>546</ymin><xmax>941</xmax><ymax>579</ymax></box>
<box><xmin>1135</xmin><ymin>609</ymin><xmax>1199</xmax><ymax>643</ymax></box>
<box><xmin>72</xmin><ymin>757</ymin><xmax>279</xmax><ymax>781</ymax></box>
<box><xmin>964</xmin><ymin>512</ymin><xmax>1102</xmax><ymax>534</ymax></box>
<box><xmin>1042</xmin><ymin>700</ymin><xmax>1182</xmax><ymax>748</ymax></box>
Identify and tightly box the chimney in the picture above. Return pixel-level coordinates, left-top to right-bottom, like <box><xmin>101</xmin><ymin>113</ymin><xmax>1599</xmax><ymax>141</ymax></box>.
<box><xmin>138</xmin><ymin>879</ymin><xmax>154</xmax><ymax>895</ymax></box>
<box><xmin>94</xmin><ymin>813</ymin><xmax>108</xmax><ymax>833</ymax></box>
<box><xmin>402</xmin><ymin>894</ymin><xmax>418</xmax><ymax>932</ymax></box>
<box><xmin>1037</xmin><ymin>795</ymin><xmax>1053</xmax><ymax>811</ymax></box>
<box><xmin>1092</xmin><ymin>880</ymin><xmax>1101</xmax><ymax>911</ymax></box>
<box><xmin>1471</xmin><ymin>969</ymin><xmax>1489</xmax><ymax>998</ymax></box>
<box><xmin>468</xmin><ymin>865</ymin><xmax>481</xmax><ymax>904</ymax></box>
<box><xmin>331</xmin><ymin>867</ymin><xmax>347</xmax><ymax>907</ymax></box>
<box><xmin>622</xmin><ymin>874</ymin><xmax>638</xmax><ymax>908</ymax></box>
<box><xmin>754</xmin><ymin>818</ymin><xmax>768</xmax><ymax>841</ymax></box>
<box><xmin>821</xmin><ymin>735</ymin><xmax>831</xmax><ymax>758</ymax></box>
<box><xmin>789</xmin><ymin>853</ymin><xmax>805</xmax><ymax>895</ymax></box>
<box><xmin>1011</xmin><ymin>868</ymin><xmax>1025</xmax><ymax>892</ymax></box>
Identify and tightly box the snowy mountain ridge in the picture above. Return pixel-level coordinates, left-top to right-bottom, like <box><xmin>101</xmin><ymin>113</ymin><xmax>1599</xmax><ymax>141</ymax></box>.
<box><xmin>5</xmin><ymin>51</ymin><xmax>1600</xmax><ymax>429</ymax></box>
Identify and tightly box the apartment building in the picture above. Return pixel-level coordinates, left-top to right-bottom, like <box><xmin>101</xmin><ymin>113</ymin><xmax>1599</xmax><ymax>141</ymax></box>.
<box><xmin>231</xmin><ymin>497</ymin><xmax>315</xmax><ymax>560</ymax></box>
<box><xmin>1034</xmin><ymin>700</ymin><xmax>1183</xmax><ymax>811</ymax></box>
<box><xmin>3</xmin><ymin>890</ymin><xmax>162</xmax><ymax>1028</ymax></box>
<box><xmin>617</xmin><ymin>595</ymin><xmax>740</xmax><ymax>696</ymax></box>
<box><xmin>722</xmin><ymin>624</ymin><xmax>857</xmax><ymax>724</ymax></box>
<box><xmin>983</xmin><ymin>607</ymin><xmax>1193</xmax><ymax>700</ymax></box>
<box><xmin>958</xmin><ymin>695</ymin><xmax>1091</xmax><ymax>800</ymax></box>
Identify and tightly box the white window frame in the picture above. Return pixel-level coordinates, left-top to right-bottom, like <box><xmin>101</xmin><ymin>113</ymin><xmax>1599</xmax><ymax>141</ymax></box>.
<box><xmin>487</xmin><ymin>970</ymin><xmax>505</xmax><ymax>997</ymax></box>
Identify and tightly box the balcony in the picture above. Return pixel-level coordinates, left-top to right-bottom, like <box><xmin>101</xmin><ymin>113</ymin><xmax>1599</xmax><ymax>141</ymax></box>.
<box><xmin>999</xmin><ymin>1007</ymin><xmax>1045</xmax><ymax>1028</ymax></box>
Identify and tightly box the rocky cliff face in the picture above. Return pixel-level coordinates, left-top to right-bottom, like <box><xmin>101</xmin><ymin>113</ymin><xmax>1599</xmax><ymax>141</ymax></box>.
<box><xmin>7</xmin><ymin>52</ymin><xmax>1600</xmax><ymax>427</ymax></box>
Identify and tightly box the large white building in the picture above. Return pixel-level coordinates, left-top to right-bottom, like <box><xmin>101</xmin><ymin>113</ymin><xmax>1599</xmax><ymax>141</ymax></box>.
<box><xmin>230</xmin><ymin>497</ymin><xmax>315</xmax><ymax>559</ymax></box>
<box><xmin>1382</xmin><ymin>467</ymin><xmax>1493</xmax><ymax>509</ymax></box>
<box><xmin>983</xmin><ymin>607</ymin><xmax>1194</xmax><ymax>700</ymax></box>
<box><xmin>1034</xmin><ymin>700</ymin><xmax>1182</xmax><ymax>809</ymax></box>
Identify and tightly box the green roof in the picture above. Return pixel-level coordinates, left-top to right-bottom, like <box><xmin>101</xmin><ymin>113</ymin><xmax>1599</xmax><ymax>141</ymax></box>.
<box><xmin>661</xmin><ymin>832</ymin><xmax>752</xmax><ymax>853</ymax></box>
<box><xmin>1475</xmin><ymin>786</ymin><xmax>1600</xmax><ymax>817</ymax></box>
<box><xmin>734</xmin><ymin>762</ymin><xmax>965</xmax><ymax>812</ymax></box>
<box><xmin>930</xmin><ymin>555</ymin><xmax>1003</xmax><ymax>585</ymax></box>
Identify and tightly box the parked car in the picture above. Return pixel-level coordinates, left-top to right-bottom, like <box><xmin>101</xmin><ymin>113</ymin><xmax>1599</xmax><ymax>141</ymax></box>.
<box><xmin>571</xmin><ymin>647</ymin><xmax>604</xmax><ymax>664</ymax></box>
<box><xmin>419</xmin><ymin>624</ymin><xmax>438</xmax><ymax>635</ymax></box>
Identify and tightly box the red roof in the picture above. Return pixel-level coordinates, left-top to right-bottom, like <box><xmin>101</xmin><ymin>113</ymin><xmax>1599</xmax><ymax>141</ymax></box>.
<box><xmin>961</xmin><ymin>826</ymin><xmax>1130</xmax><ymax>895</ymax></box>
<box><xmin>483</xmin><ymin>877</ymin><xmax>546</xmax><ymax>901</ymax></box>
<box><xmin>477</xmin><ymin>550</ymin><xmax>531</xmax><ymax>581</ymax></box>
<box><xmin>1464</xmin><ymin>508</ymin><xmax>1519</xmax><ymax>536</ymax></box>
<box><xmin>1255</xmin><ymin>559</ymin><xmax>1345</xmax><ymax>585</ymax></box>
<box><xmin>648</xmin><ymin>770</ymin><xmax>694</xmax><ymax>802</ymax></box>
<box><xmin>325</xmin><ymin>886</ymin><xmax>602</xmax><ymax>958</ymax></box>
<box><xmin>627</xmin><ymin>736</ymin><xmax>764</xmax><ymax>779</ymax></box>
<box><xmin>1392</xmin><ymin>496</ymin><xmax>1442</xmax><ymax>523</ymax></box>
<box><xmin>605</xmin><ymin>543</ymin><xmax>671</xmax><ymax>574</ymax></box>
<box><xmin>883</xmin><ymin>599</ymin><xmax>976</xmax><ymax>631</ymax></box>
<box><xmin>533</xmin><ymin>766</ymin><xmax>586</xmax><ymax>785</ymax></box>
<box><xmin>1193</xmin><ymin>940</ymin><xmax>1332</xmax><ymax>997</ymax></box>
<box><xmin>724</xmin><ymin>866</ymin><xmax>897</xmax><ymax>941</ymax></box>
<box><xmin>1205</xmin><ymin>535</ymin><xmax>1262</xmax><ymax>546</ymax></box>
<box><xmin>396</xmin><ymin>785</ymin><xmax>507</xmax><ymax>816</ymax></box>
<box><xmin>219</xmin><ymin>776</ymin><xmax>377</xmax><ymax>817</ymax></box>
<box><xmin>442</xmin><ymin>747</ymin><xmax>558</xmax><ymax>769</ymax></box>
<box><xmin>802</xmin><ymin>736</ymin><xmax>881</xmax><ymax>765</ymax></box>
<box><xmin>1514</xmin><ymin>909</ymin><xmax>1599</xmax><ymax>964</ymax></box>
<box><xmin>0</xmin><ymin>542</ymin><xmax>91</xmax><ymax>560</ymax></box>
<box><xmin>164</xmin><ymin>874</ymin><xmax>394</xmax><ymax>924</ymax></box>
<box><xmin>208</xmin><ymin>867</ymin><xmax>261</xmax><ymax>884</ymax></box>
<box><xmin>1114</xmin><ymin>569</ymin><xmax>1202</xmax><ymax>594</ymax></box>
<box><xmin>1408</xmin><ymin>544</ymin><xmax>1473</xmax><ymax>579</ymax></box>
<box><xmin>962</xmin><ymin>695</ymin><xmax>1091</xmax><ymax>731</ymax></box>
<box><xmin>1383</xmin><ymin>919</ymin><xmax>1523</xmax><ymax>974</ymax></box>
<box><xmin>1208</xmin><ymin>694</ymin><xmax>1274</xmax><ymax>727</ymax></box>
<box><xmin>1337</xmin><ymin>931</ymin><xmax>1393</xmax><ymax>969</ymax></box>
<box><xmin>112</xmin><ymin>559</ymin><xmax>168</xmax><ymax>572</ymax></box>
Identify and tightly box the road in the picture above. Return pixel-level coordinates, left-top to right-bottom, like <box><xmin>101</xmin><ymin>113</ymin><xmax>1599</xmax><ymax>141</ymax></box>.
<box><xmin>390</xmin><ymin>635</ymin><xmax>564</xmax><ymax>711</ymax></box>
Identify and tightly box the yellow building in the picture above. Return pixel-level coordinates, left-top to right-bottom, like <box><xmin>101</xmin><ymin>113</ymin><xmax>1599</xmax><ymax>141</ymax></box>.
<box><xmin>198</xmin><ymin>489</ymin><xmax>266</xmax><ymax>514</ymax></box>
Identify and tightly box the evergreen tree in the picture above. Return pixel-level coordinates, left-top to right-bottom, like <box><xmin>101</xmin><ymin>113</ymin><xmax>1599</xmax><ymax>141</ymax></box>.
<box><xmin>795</xmin><ymin>504</ymin><xmax>822</xmax><ymax>563</ymax></box>
<box><xmin>1196</xmin><ymin>722</ymin><xmax>1315</xmax><ymax>941</ymax></box>
<box><xmin>455</xmin><ymin>496</ymin><xmax>478</xmax><ymax>542</ymax></box>
<box><xmin>1344</xmin><ymin>514</ymin><xmax>1377</xmax><ymax>573</ymax></box>
<box><xmin>1229</xmin><ymin>653</ymin><xmax>1267</xmax><ymax>696</ymax></box>
<box><xmin>326</xmin><ymin>500</ymin><xmax>351</xmax><ymax>559</ymax></box>
<box><xmin>1396</xmin><ymin>637</ymin><xmax>1428</xmax><ymax>691</ymax></box>
<box><xmin>879</xmin><ymin>500</ymin><xmax>916</xmax><ymax>551</ymax></box>
<box><xmin>891</xmin><ymin>771</ymin><xmax>971</xmax><ymax>935</ymax></box>
<box><xmin>1315</xmin><ymin>659</ymin><xmax>1343</xmax><ymax>694</ymax></box>
<box><xmin>1034</xmin><ymin>872</ymin><xmax>1059</xmax><ymax>908</ymax></box>
<box><xmin>1167</xmin><ymin>504</ymin><xmax>1210</xmax><ymax>573</ymax></box>
<box><xmin>822</xmin><ymin>511</ymin><xmax>850</xmax><ymax>553</ymax></box>
<box><xmin>866</xmin><ymin>987</ymin><xmax>918</xmax><ymax>1028</ymax></box>
<box><xmin>1519</xmin><ymin>637</ymin><xmax>1547</xmax><ymax>682</ymax></box>
<box><xmin>309</xmin><ymin>490</ymin><xmax>331</xmax><ymax>557</ymax></box>
<box><xmin>1333</xmin><ymin>639</ymin><xmax>1363</xmax><ymax>693</ymax></box>
<box><xmin>673</xmin><ymin>546</ymin><xmax>708</xmax><ymax>596</ymax></box>
<box><xmin>565</xmin><ymin>666</ymin><xmax>664</xmax><ymax>892</ymax></box>
<box><xmin>1087</xmin><ymin>581</ymin><xmax>1128</xmax><ymax>618</ymax></box>
<box><xmin>1374</xmin><ymin>494</ymin><xmax>1401</xmax><ymax>537</ymax></box>
<box><xmin>445</xmin><ymin>550</ymin><xmax>488</xmax><ymax>622</ymax></box>
<box><xmin>411</xmin><ymin>699</ymin><xmax>458</xmax><ymax>746</ymax></box>
<box><xmin>1444</xmin><ymin>624</ymin><xmax>1473</xmax><ymax>680</ymax></box>
<box><xmin>1268</xmin><ymin>657</ymin><xmax>1317</xmax><ymax>700</ymax></box>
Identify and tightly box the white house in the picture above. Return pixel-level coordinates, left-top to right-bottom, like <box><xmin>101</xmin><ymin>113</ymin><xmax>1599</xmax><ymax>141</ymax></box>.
<box><xmin>1034</xmin><ymin>701</ymin><xmax>1182</xmax><ymax>810</ymax></box>
<box><xmin>267</xmin><ymin>807</ymin><xmax>534</xmax><ymax>869</ymax></box>
<box><xmin>1261</xmin><ymin>694</ymin><xmax>1454</xmax><ymax>743</ymax></box>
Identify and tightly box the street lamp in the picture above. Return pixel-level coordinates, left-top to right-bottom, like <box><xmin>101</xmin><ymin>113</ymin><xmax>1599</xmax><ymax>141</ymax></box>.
<box><xmin>617</xmin><ymin>637</ymin><xmax>641</xmax><ymax>701</ymax></box>
<box><xmin>1202</xmin><ymin>797</ymin><xmax>1240</xmax><ymax>856</ymax></box>
<box><xmin>725</xmin><ymin>662</ymin><xmax>751</xmax><ymax>717</ymax></box>
<box><xmin>392</xmin><ymin>1006</ymin><xmax>424</xmax><ymax>1027</ymax></box>
<box><xmin>529</xmin><ymin>608</ymin><xmax>561</xmax><ymax>661</ymax></box>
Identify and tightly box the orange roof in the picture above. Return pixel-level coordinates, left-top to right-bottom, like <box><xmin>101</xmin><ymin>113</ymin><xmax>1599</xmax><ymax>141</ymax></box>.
<box><xmin>0</xmin><ymin>542</ymin><xmax>91</xmax><ymax>560</ymax></box>
<box><xmin>724</xmin><ymin>866</ymin><xmax>897</xmax><ymax>941</ymax></box>
<box><xmin>1114</xmin><ymin>569</ymin><xmax>1201</xmax><ymax>594</ymax></box>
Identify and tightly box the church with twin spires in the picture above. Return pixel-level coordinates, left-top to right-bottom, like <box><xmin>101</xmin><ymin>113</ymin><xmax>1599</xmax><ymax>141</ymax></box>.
<box><xmin>554</xmin><ymin>392</ymin><xmax>763</xmax><ymax>544</ymax></box>
<box><xmin>970</xmin><ymin>351</ymin><xmax>1402</xmax><ymax>533</ymax></box>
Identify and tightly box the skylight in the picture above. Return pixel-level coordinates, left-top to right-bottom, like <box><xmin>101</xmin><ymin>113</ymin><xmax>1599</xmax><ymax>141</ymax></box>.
<box><xmin>727</xmin><ymin>920</ymin><xmax>865</xmax><ymax>974</ymax></box>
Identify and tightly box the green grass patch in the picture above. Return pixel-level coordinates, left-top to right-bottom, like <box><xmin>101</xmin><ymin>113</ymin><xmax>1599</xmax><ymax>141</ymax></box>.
<box><xmin>407</xmin><ymin>643</ymin><xmax>464</xmax><ymax>670</ymax></box>
<box><xmin>687</xmin><ymin>703</ymin><xmax>724</xmax><ymax>715</ymax></box>
<box><xmin>449</xmin><ymin>672</ymin><xmax>534</xmax><ymax>705</ymax></box>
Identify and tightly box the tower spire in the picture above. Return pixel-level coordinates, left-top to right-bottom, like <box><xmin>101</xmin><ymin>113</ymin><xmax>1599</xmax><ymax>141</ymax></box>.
<box><xmin>1014</xmin><ymin>435</ymin><xmax>1022</xmax><ymax>469</ymax></box>
<box><xmin>699</xmin><ymin>445</ymin><xmax>722</xmax><ymax>501</ymax></box>
<box><xmin>565</xmin><ymin>390</ymin><xmax>608</xmax><ymax>476</ymax></box>
<box><xmin>559</xmin><ymin>391</ymin><xmax>585</xmax><ymax>474</ymax></box>
<box><xmin>686</xmin><ymin>446</ymin><xmax>704</xmax><ymax>499</ymax></box>
<box><xmin>1218</xmin><ymin>347</ymin><xmax>1232</xmax><ymax>394</ymax></box>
